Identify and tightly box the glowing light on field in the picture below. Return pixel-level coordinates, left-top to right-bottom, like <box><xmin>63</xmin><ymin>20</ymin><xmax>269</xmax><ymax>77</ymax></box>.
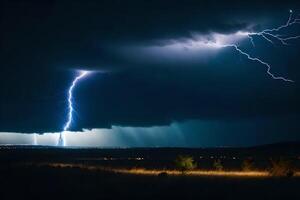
<box><xmin>39</xmin><ymin>163</ymin><xmax>300</xmax><ymax>178</ymax></box>
<box><xmin>114</xmin><ymin>169</ymin><xmax>269</xmax><ymax>177</ymax></box>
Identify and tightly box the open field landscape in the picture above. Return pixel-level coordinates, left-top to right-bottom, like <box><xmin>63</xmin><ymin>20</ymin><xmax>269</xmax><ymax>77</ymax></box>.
<box><xmin>1</xmin><ymin>143</ymin><xmax>300</xmax><ymax>200</ymax></box>
<box><xmin>2</xmin><ymin>1</ymin><xmax>300</xmax><ymax>199</ymax></box>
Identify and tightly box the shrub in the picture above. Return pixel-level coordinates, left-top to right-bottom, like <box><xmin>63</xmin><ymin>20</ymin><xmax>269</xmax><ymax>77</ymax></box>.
<box><xmin>213</xmin><ymin>159</ymin><xmax>223</xmax><ymax>171</ymax></box>
<box><xmin>158</xmin><ymin>172</ymin><xmax>168</xmax><ymax>178</ymax></box>
<box><xmin>269</xmin><ymin>157</ymin><xmax>294</xmax><ymax>177</ymax></box>
<box><xmin>175</xmin><ymin>155</ymin><xmax>197</xmax><ymax>173</ymax></box>
<box><xmin>242</xmin><ymin>157</ymin><xmax>255</xmax><ymax>171</ymax></box>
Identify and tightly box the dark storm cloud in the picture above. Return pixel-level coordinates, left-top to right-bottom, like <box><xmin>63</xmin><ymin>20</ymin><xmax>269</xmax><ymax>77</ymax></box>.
<box><xmin>1</xmin><ymin>0</ymin><xmax>300</xmax><ymax>133</ymax></box>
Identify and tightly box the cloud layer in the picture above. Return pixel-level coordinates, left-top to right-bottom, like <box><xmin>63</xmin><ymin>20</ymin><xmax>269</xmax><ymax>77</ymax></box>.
<box><xmin>1</xmin><ymin>0</ymin><xmax>300</xmax><ymax>140</ymax></box>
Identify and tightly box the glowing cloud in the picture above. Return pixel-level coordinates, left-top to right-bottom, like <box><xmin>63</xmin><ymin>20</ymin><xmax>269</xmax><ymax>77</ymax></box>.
<box><xmin>151</xmin><ymin>10</ymin><xmax>300</xmax><ymax>82</ymax></box>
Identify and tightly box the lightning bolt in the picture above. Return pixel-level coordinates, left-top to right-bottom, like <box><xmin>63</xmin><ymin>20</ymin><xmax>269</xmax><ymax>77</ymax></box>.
<box><xmin>233</xmin><ymin>10</ymin><xmax>299</xmax><ymax>82</ymax></box>
<box><xmin>161</xmin><ymin>10</ymin><xmax>299</xmax><ymax>82</ymax></box>
<box><xmin>57</xmin><ymin>70</ymin><xmax>90</xmax><ymax>146</ymax></box>
<box><xmin>223</xmin><ymin>44</ymin><xmax>294</xmax><ymax>82</ymax></box>
<box><xmin>63</xmin><ymin>71</ymin><xmax>89</xmax><ymax>131</ymax></box>
<box><xmin>248</xmin><ymin>10</ymin><xmax>300</xmax><ymax>47</ymax></box>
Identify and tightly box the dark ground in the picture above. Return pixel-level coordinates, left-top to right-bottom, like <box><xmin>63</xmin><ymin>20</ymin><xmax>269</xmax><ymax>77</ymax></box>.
<box><xmin>1</xmin><ymin>143</ymin><xmax>300</xmax><ymax>200</ymax></box>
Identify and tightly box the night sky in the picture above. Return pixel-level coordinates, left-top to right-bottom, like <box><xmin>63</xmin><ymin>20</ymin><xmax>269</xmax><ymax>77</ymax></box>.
<box><xmin>1</xmin><ymin>0</ymin><xmax>300</xmax><ymax>147</ymax></box>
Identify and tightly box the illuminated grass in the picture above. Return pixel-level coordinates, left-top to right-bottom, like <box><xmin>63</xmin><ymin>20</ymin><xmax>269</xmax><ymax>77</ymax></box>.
<box><xmin>30</xmin><ymin>163</ymin><xmax>300</xmax><ymax>178</ymax></box>
<box><xmin>113</xmin><ymin>168</ymin><xmax>269</xmax><ymax>177</ymax></box>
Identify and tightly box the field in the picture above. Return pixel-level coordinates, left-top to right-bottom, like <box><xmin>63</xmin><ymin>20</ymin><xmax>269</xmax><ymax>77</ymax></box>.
<box><xmin>1</xmin><ymin>143</ymin><xmax>300</xmax><ymax>200</ymax></box>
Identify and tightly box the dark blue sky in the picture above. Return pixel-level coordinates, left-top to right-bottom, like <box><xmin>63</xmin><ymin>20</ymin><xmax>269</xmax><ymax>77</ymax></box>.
<box><xmin>1</xmin><ymin>0</ymin><xmax>300</xmax><ymax>147</ymax></box>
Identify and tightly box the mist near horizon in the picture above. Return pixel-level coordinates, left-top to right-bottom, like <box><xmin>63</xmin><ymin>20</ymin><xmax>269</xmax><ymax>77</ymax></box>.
<box><xmin>1</xmin><ymin>118</ymin><xmax>299</xmax><ymax>147</ymax></box>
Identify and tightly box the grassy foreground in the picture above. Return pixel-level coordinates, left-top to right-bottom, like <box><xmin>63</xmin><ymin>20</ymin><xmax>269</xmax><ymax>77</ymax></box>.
<box><xmin>39</xmin><ymin>162</ymin><xmax>300</xmax><ymax>177</ymax></box>
<box><xmin>1</xmin><ymin>162</ymin><xmax>300</xmax><ymax>200</ymax></box>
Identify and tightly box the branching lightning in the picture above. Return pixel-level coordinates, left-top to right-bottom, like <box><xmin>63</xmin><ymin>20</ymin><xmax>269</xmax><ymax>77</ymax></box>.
<box><xmin>223</xmin><ymin>44</ymin><xmax>294</xmax><ymax>82</ymax></box>
<box><xmin>165</xmin><ymin>10</ymin><xmax>300</xmax><ymax>82</ymax></box>
<box><xmin>58</xmin><ymin>70</ymin><xmax>90</xmax><ymax>146</ymax></box>
<box><xmin>247</xmin><ymin>10</ymin><xmax>300</xmax><ymax>47</ymax></box>
<box><xmin>234</xmin><ymin>9</ymin><xmax>300</xmax><ymax>82</ymax></box>
<box><xmin>53</xmin><ymin>11</ymin><xmax>298</xmax><ymax>146</ymax></box>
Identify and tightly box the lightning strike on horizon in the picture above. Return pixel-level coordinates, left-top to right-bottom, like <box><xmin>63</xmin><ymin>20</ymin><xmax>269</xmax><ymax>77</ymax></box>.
<box><xmin>57</xmin><ymin>71</ymin><xmax>90</xmax><ymax>146</ymax></box>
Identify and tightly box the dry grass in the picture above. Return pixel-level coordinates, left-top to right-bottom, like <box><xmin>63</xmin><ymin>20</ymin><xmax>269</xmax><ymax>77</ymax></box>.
<box><xmin>25</xmin><ymin>162</ymin><xmax>300</xmax><ymax>178</ymax></box>
<box><xmin>114</xmin><ymin>168</ymin><xmax>269</xmax><ymax>177</ymax></box>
